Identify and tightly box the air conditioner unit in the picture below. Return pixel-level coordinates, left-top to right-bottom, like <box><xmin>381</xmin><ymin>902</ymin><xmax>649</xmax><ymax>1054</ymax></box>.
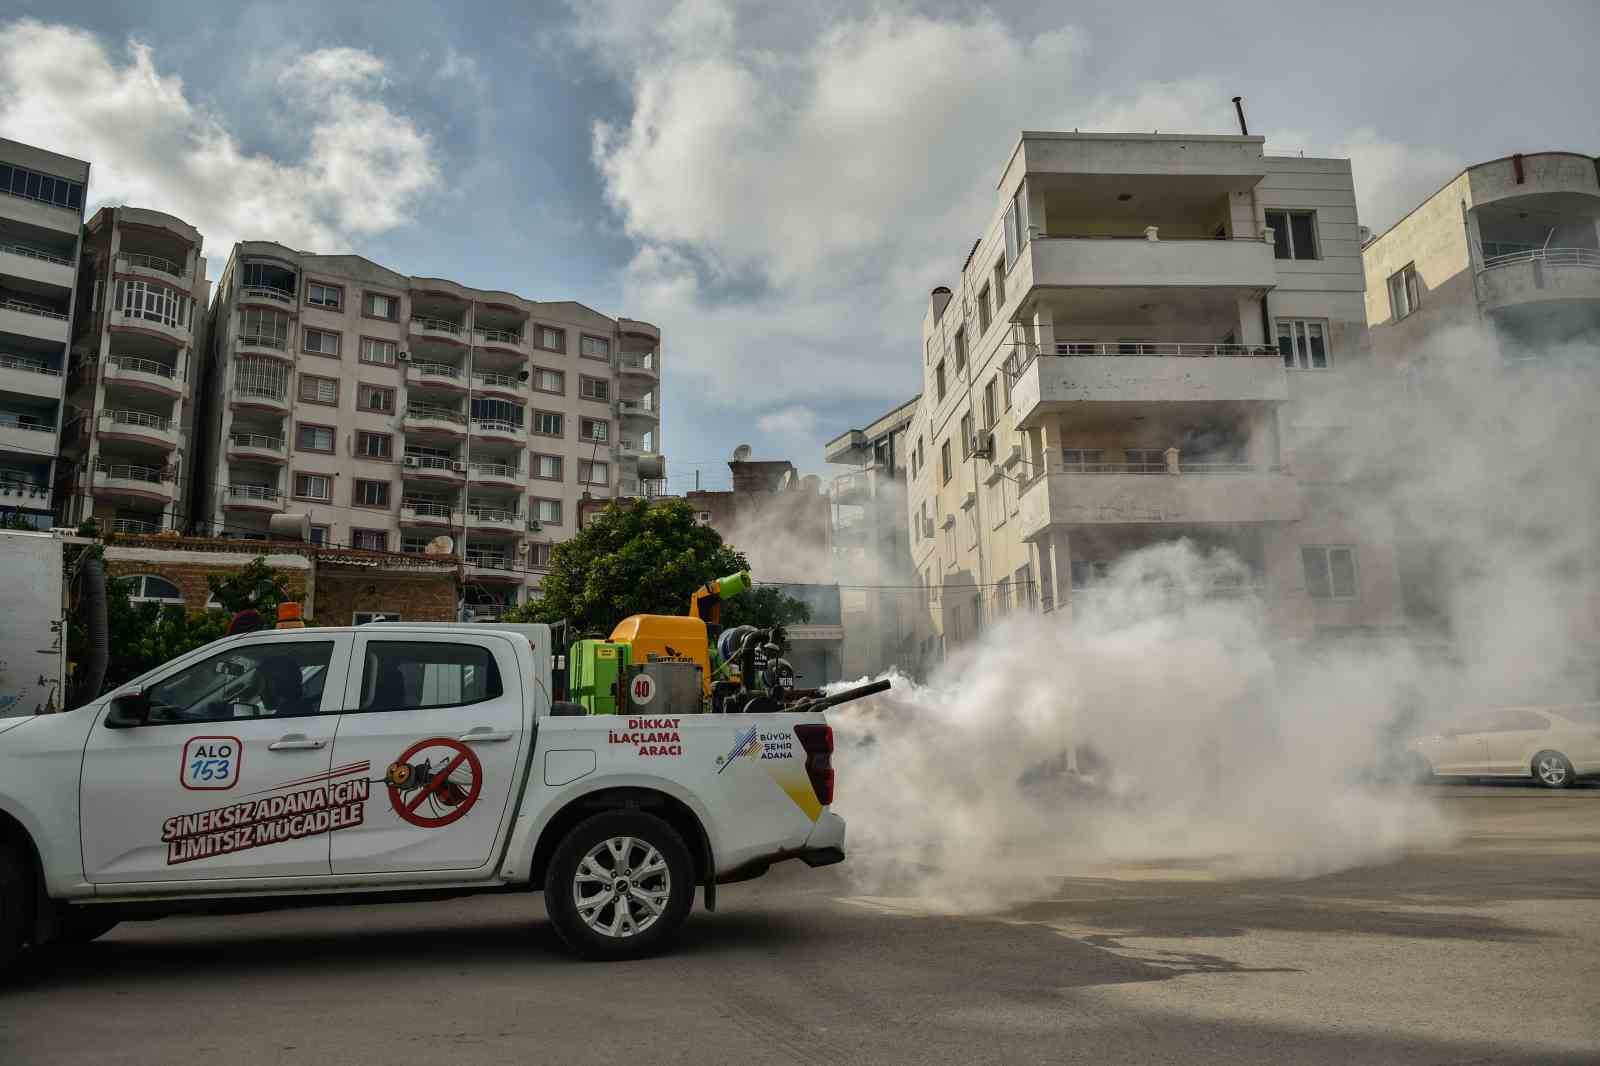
<box><xmin>526</xmin><ymin>519</ymin><xmax>543</xmax><ymax>532</ymax></box>
<box><xmin>396</xmin><ymin>351</ymin><xmax>410</xmax><ymax>362</ymax></box>
<box><xmin>402</xmin><ymin>456</ymin><xmax>418</xmax><ymax>468</ymax></box>
<box><xmin>451</xmin><ymin>461</ymin><xmax>467</xmax><ymax>473</ymax></box>
<box><xmin>969</xmin><ymin>432</ymin><xmax>994</xmax><ymax>460</ymax></box>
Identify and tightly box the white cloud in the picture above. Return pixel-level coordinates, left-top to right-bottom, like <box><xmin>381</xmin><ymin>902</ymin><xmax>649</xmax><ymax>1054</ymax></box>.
<box><xmin>756</xmin><ymin>404</ymin><xmax>817</xmax><ymax>438</ymax></box>
<box><xmin>0</xmin><ymin>20</ymin><xmax>439</xmax><ymax>270</ymax></box>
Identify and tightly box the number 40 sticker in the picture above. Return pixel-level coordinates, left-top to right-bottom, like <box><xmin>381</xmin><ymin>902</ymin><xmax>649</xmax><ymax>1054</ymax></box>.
<box><xmin>181</xmin><ymin>736</ymin><xmax>242</xmax><ymax>791</ymax></box>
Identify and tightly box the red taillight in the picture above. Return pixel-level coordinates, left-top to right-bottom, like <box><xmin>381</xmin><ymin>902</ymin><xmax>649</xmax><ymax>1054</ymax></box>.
<box><xmin>794</xmin><ymin>723</ymin><xmax>834</xmax><ymax>806</ymax></box>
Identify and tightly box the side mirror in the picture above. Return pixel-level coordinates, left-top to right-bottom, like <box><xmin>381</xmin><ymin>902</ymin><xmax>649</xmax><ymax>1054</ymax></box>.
<box><xmin>104</xmin><ymin>690</ymin><xmax>151</xmax><ymax>729</ymax></box>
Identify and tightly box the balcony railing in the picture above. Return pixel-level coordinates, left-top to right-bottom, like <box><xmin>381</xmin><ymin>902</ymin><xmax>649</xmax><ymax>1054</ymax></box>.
<box><xmin>411</xmin><ymin>317</ymin><xmax>463</xmax><ymax>335</ymax></box>
<box><xmin>467</xmin><ymin>505</ymin><xmax>519</xmax><ymax>523</ymax></box>
<box><xmin>238</xmin><ymin>332</ymin><xmax>288</xmax><ymax>350</ymax></box>
<box><xmin>411</xmin><ymin>362</ymin><xmax>461</xmax><ymax>379</ymax></box>
<box><xmin>402</xmin><ymin>499</ymin><xmax>454</xmax><ymax>518</ymax></box>
<box><xmin>96</xmin><ymin>461</ymin><xmax>170</xmax><ymax>483</ymax></box>
<box><xmin>403</xmin><ymin>453</ymin><xmax>460</xmax><ymax>472</ymax></box>
<box><xmin>1052</xmin><ymin>340</ymin><xmax>1280</xmax><ymax>358</ymax></box>
<box><xmin>472</xmin><ymin>418</ymin><xmax>520</xmax><ymax>435</ymax></box>
<box><xmin>618</xmin><ymin>353</ymin><xmax>657</xmax><ymax>373</ymax></box>
<box><xmin>109</xmin><ymin>354</ymin><xmax>177</xmax><ymax>379</ymax></box>
<box><xmin>103</xmin><ymin>409</ymin><xmax>173</xmax><ymax>431</ymax></box>
<box><xmin>406</xmin><ymin>403</ymin><xmax>466</xmax><ymax>424</ymax></box>
<box><xmin>0</xmin><ymin>353</ymin><xmax>59</xmax><ymax>376</ymax></box>
<box><xmin>117</xmin><ymin>251</ymin><xmax>185</xmax><ymax>277</ymax></box>
<box><xmin>474</xmin><ymin>328</ymin><xmax>522</xmax><ymax>345</ymax></box>
<box><xmin>469</xmin><ymin>462</ymin><xmax>519</xmax><ymax>480</ymax></box>
<box><xmin>112</xmin><ymin>517</ymin><xmax>161</xmax><ymax>534</ymax></box>
<box><xmin>229</xmin><ymin>431</ymin><xmax>284</xmax><ymax>451</ymax></box>
<box><xmin>465</xmin><ymin>550</ymin><xmax>513</xmax><ymax>570</ymax></box>
<box><xmin>239</xmin><ymin>286</ymin><xmax>295</xmax><ymax>305</ymax></box>
<box><xmin>225</xmin><ymin>484</ymin><xmax>280</xmax><ymax>502</ymax></box>
<box><xmin>0</xmin><ymin>297</ymin><xmax>68</xmax><ymax>321</ymax></box>
<box><xmin>1042</xmin><ymin>459</ymin><xmax>1280</xmax><ymax>478</ymax></box>
<box><xmin>473</xmin><ymin>371</ymin><xmax>523</xmax><ymax>390</ymax></box>
<box><xmin>1481</xmin><ymin>247</ymin><xmax>1600</xmax><ymax>271</ymax></box>
<box><xmin>0</xmin><ymin>414</ymin><xmax>53</xmax><ymax>433</ymax></box>
<box><xmin>234</xmin><ymin>383</ymin><xmax>286</xmax><ymax>402</ymax></box>
<box><xmin>0</xmin><ymin>241</ymin><xmax>72</xmax><ymax>267</ymax></box>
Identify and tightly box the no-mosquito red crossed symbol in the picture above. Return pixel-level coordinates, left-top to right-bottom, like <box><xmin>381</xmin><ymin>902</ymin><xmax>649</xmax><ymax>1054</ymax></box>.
<box><xmin>387</xmin><ymin>737</ymin><xmax>484</xmax><ymax>829</ymax></box>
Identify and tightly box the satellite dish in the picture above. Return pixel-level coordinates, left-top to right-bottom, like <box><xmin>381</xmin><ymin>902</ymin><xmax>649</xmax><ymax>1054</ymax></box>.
<box><xmin>424</xmin><ymin>535</ymin><xmax>455</xmax><ymax>556</ymax></box>
<box><xmin>732</xmin><ymin>443</ymin><xmax>753</xmax><ymax>462</ymax></box>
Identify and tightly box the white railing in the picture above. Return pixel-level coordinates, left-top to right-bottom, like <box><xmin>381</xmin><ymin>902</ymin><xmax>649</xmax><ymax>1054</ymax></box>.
<box><xmin>103</xmin><ymin>409</ymin><xmax>173</xmax><ymax>431</ymax></box>
<box><xmin>469</xmin><ymin>462</ymin><xmax>519</xmax><ymax>480</ymax></box>
<box><xmin>1046</xmin><ymin>459</ymin><xmax>1279</xmax><ymax>476</ymax></box>
<box><xmin>411</xmin><ymin>362</ymin><xmax>460</xmax><ymax>378</ymax></box>
<box><xmin>112</xmin><ymin>517</ymin><xmax>161</xmax><ymax>534</ymax></box>
<box><xmin>619</xmin><ymin>353</ymin><xmax>657</xmax><ymax>373</ymax></box>
<box><xmin>473</xmin><ymin>371</ymin><xmax>523</xmax><ymax>390</ymax></box>
<box><xmin>0</xmin><ymin>297</ymin><xmax>68</xmax><ymax>321</ymax></box>
<box><xmin>117</xmin><ymin>251</ymin><xmax>185</xmax><ymax>277</ymax></box>
<box><xmin>404</xmin><ymin>453</ymin><xmax>458</xmax><ymax>471</ymax></box>
<box><xmin>97</xmin><ymin>461</ymin><xmax>169</xmax><ymax>483</ymax></box>
<box><xmin>467</xmin><ymin>505</ymin><xmax>518</xmax><ymax>523</ymax></box>
<box><xmin>1037</xmin><ymin>231</ymin><xmax>1270</xmax><ymax>243</ymax></box>
<box><xmin>472</xmin><ymin>418</ymin><xmax>519</xmax><ymax>435</ymax></box>
<box><xmin>0</xmin><ymin>414</ymin><xmax>52</xmax><ymax>432</ymax></box>
<box><xmin>229</xmin><ymin>432</ymin><xmax>284</xmax><ymax>451</ymax></box>
<box><xmin>1052</xmin><ymin>340</ymin><xmax>1280</xmax><ymax>358</ymax></box>
<box><xmin>239</xmin><ymin>286</ymin><xmax>295</xmax><ymax>305</ymax></box>
<box><xmin>0</xmin><ymin>353</ymin><xmax>58</xmax><ymax>375</ymax></box>
<box><xmin>402</xmin><ymin>499</ymin><xmax>454</xmax><ymax>518</ymax></box>
<box><xmin>238</xmin><ymin>332</ymin><xmax>288</xmax><ymax>350</ymax></box>
<box><xmin>225</xmin><ymin>484</ymin><xmax>280</xmax><ymax>502</ymax></box>
<box><xmin>406</xmin><ymin>403</ymin><xmax>466</xmax><ymax>424</ymax></box>
<box><xmin>1481</xmin><ymin>247</ymin><xmax>1600</xmax><ymax>271</ymax></box>
<box><xmin>474</xmin><ymin>328</ymin><xmax>522</xmax><ymax>345</ymax></box>
<box><xmin>411</xmin><ymin>317</ymin><xmax>463</xmax><ymax>335</ymax></box>
<box><xmin>465</xmin><ymin>550</ymin><xmax>513</xmax><ymax>570</ymax></box>
<box><xmin>234</xmin><ymin>383</ymin><xmax>286</xmax><ymax>403</ymax></box>
<box><xmin>1</xmin><ymin>242</ymin><xmax>72</xmax><ymax>267</ymax></box>
<box><xmin>109</xmin><ymin>355</ymin><xmax>177</xmax><ymax>379</ymax></box>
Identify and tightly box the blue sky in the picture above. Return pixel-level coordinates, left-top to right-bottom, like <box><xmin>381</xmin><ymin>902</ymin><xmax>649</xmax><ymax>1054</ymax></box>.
<box><xmin>3</xmin><ymin>1</ymin><xmax>1596</xmax><ymax>493</ymax></box>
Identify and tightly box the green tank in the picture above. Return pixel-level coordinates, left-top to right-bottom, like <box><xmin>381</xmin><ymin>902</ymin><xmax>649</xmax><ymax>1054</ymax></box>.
<box><xmin>568</xmin><ymin>639</ymin><xmax>630</xmax><ymax>715</ymax></box>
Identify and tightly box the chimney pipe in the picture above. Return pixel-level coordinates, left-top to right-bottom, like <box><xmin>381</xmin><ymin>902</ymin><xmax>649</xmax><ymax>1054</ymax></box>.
<box><xmin>1231</xmin><ymin>96</ymin><xmax>1249</xmax><ymax>136</ymax></box>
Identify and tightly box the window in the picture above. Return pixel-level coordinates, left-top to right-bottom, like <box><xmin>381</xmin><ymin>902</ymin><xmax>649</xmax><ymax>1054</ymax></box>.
<box><xmin>534</xmin><ymin>498</ymin><xmax>563</xmax><ymax>524</ymax></box>
<box><xmin>358</xmin><ymin>383</ymin><xmax>395</xmax><ymax>413</ymax></box>
<box><xmin>353</xmin><ymin>612</ymin><xmax>402</xmax><ymax>625</ymax></box>
<box><xmin>953</xmin><ymin>326</ymin><xmax>967</xmax><ymax>371</ymax></box>
<box><xmin>940</xmin><ymin>439</ymin><xmax>952</xmax><ymax>484</ymax></box>
<box><xmin>1002</xmin><ymin>182</ymin><xmax>1029</xmax><ymax>270</ymax></box>
<box><xmin>309</xmin><ymin>525</ymin><xmax>330</xmax><ymax>546</ymax></box>
<box><xmin>0</xmin><ymin>162</ymin><xmax>84</xmax><ymax>210</ymax></box>
<box><xmin>356</xmin><ymin>431</ymin><xmax>392</xmax><ymax>459</ymax></box>
<box><xmin>299</xmin><ymin>374</ymin><xmax>338</xmax><ymax>405</ymax></box>
<box><xmin>353</xmin><ymin>479</ymin><xmax>391</xmax><ymax>508</ymax></box>
<box><xmin>1016</xmin><ymin>564</ymin><xmax>1035</xmax><ymax>610</ymax></box>
<box><xmin>531</xmin><ymin>367</ymin><xmax>564</xmax><ymax>394</ymax></box>
<box><xmin>352</xmin><ymin>528</ymin><xmax>388</xmax><ymax>552</ymax></box>
<box><xmin>580</xmin><ymin>418</ymin><xmax>609</xmax><ymax>442</ymax></box>
<box><xmin>580</xmin><ymin>335</ymin><xmax>611</xmax><ymax>359</ymax></box>
<box><xmin>1061</xmin><ymin>448</ymin><xmax>1105</xmax><ymax>471</ymax></box>
<box><xmin>363</xmin><ymin>292</ymin><xmax>398</xmax><ymax>320</ymax></box>
<box><xmin>533</xmin><ymin>411</ymin><xmax>564</xmax><ymax>437</ymax></box>
<box><xmin>916</xmin><ymin>437</ymin><xmax>925</xmax><ymax>476</ymax></box>
<box><xmin>1126</xmin><ymin>448</ymin><xmax>1166</xmax><ymax>473</ymax></box>
<box><xmin>114</xmin><ymin>279</ymin><xmax>191</xmax><ymax>329</ymax></box>
<box><xmin>1387</xmin><ymin>263</ymin><xmax>1421</xmax><ymax>320</ymax></box>
<box><xmin>983</xmin><ymin>379</ymin><xmax>997</xmax><ymax>429</ymax></box>
<box><xmin>935</xmin><ymin>359</ymin><xmax>947</xmax><ymax>402</ymax></box>
<box><xmin>977</xmin><ymin>284</ymin><xmax>992</xmax><ymax>335</ymax></box>
<box><xmin>360</xmin><ymin>338</ymin><xmax>397</xmax><ymax>366</ymax></box>
<box><xmin>126</xmin><ymin>574</ymin><xmax>183</xmax><ymax>604</ymax></box>
<box><xmin>302</xmin><ymin>327</ymin><xmax>340</xmax><ymax>356</ymax></box>
<box><xmin>1266</xmin><ymin>209</ymin><xmax>1319</xmax><ymax>260</ymax></box>
<box><xmin>580</xmin><ymin>376</ymin><xmax>610</xmax><ymax>402</ymax></box>
<box><xmin>357</xmin><ymin>641</ymin><xmax>502</xmax><ymax>713</ymax></box>
<box><xmin>531</xmin><ymin>454</ymin><xmax>563</xmax><ymax>480</ymax></box>
<box><xmin>239</xmin><ymin>307</ymin><xmax>290</xmax><ymax>349</ymax></box>
<box><xmin>579</xmin><ymin>460</ymin><xmax>609</xmax><ymax>485</ymax></box>
<box><xmin>1302</xmin><ymin>546</ymin><xmax>1358</xmax><ymax>599</ymax></box>
<box><xmin>294</xmin><ymin>473</ymin><xmax>332</xmax><ymax>501</ymax></box>
<box><xmin>471</xmin><ymin>397</ymin><xmax>525</xmax><ymax>426</ymax></box>
<box><xmin>1277</xmin><ymin>319</ymin><xmax>1330</xmax><ymax>369</ymax></box>
<box><xmin>529</xmin><ymin>542</ymin><xmax>553</xmax><ymax>568</ymax></box>
<box><xmin>959</xmin><ymin>413</ymin><xmax>974</xmax><ymax>459</ymax></box>
<box><xmin>296</xmin><ymin>424</ymin><xmax>335</xmax><ymax>453</ymax></box>
<box><xmin>993</xmin><ymin>260</ymin><xmax>1006</xmax><ymax>309</ymax></box>
<box><xmin>144</xmin><ymin>641</ymin><xmax>335</xmax><ymax>724</ymax></box>
<box><xmin>306</xmin><ymin>282</ymin><xmax>342</xmax><ymax>310</ymax></box>
<box><xmin>536</xmin><ymin>325</ymin><xmax>566</xmax><ymax>353</ymax></box>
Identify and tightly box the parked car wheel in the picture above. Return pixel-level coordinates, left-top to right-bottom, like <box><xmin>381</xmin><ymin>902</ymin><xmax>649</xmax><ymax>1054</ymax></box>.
<box><xmin>544</xmin><ymin>810</ymin><xmax>695</xmax><ymax>961</ymax></box>
<box><xmin>0</xmin><ymin>845</ymin><xmax>31</xmax><ymax>973</ymax></box>
<box><xmin>1532</xmin><ymin>750</ymin><xmax>1576</xmax><ymax>789</ymax></box>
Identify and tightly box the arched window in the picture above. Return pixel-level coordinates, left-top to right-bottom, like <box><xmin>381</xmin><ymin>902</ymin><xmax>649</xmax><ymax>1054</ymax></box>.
<box><xmin>126</xmin><ymin>574</ymin><xmax>183</xmax><ymax>604</ymax></box>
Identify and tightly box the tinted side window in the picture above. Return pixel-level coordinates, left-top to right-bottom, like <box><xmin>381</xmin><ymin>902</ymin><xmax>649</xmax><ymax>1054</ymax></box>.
<box><xmin>145</xmin><ymin>642</ymin><xmax>335</xmax><ymax>724</ymax></box>
<box><xmin>359</xmin><ymin>641</ymin><xmax>503</xmax><ymax>713</ymax></box>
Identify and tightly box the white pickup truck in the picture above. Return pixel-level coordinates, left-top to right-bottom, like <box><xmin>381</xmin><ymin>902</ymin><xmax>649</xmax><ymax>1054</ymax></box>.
<box><xmin>0</xmin><ymin>623</ymin><xmax>846</xmax><ymax>965</ymax></box>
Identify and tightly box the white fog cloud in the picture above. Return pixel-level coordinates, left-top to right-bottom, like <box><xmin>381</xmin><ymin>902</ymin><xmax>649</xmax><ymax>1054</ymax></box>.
<box><xmin>756</xmin><ymin>404</ymin><xmax>818</xmax><ymax>438</ymax></box>
<box><xmin>0</xmin><ymin>20</ymin><xmax>440</xmax><ymax>269</ymax></box>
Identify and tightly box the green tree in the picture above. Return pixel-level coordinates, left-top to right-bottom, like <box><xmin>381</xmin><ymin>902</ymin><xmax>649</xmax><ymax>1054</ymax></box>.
<box><xmin>507</xmin><ymin>499</ymin><xmax>809</xmax><ymax>639</ymax></box>
<box><xmin>206</xmin><ymin>556</ymin><xmax>291</xmax><ymax>614</ymax></box>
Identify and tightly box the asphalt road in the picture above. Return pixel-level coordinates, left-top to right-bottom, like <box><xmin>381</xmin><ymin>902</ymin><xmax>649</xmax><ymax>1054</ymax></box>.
<box><xmin>3</xmin><ymin>782</ymin><xmax>1598</xmax><ymax>1066</ymax></box>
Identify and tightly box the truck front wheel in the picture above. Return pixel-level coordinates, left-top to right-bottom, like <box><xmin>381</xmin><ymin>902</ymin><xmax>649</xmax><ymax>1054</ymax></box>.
<box><xmin>0</xmin><ymin>845</ymin><xmax>31</xmax><ymax>973</ymax></box>
<box><xmin>543</xmin><ymin>810</ymin><xmax>695</xmax><ymax>961</ymax></box>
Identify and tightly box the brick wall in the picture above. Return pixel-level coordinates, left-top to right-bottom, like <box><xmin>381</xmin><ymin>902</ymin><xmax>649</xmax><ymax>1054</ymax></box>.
<box><xmin>103</xmin><ymin>556</ymin><xmax>310</xmax><ymax>614</ymax></box>
<box><xmin>315</xmin><ymin>568</ymin><xmax>458</xmax><ymax>625</ymax></box>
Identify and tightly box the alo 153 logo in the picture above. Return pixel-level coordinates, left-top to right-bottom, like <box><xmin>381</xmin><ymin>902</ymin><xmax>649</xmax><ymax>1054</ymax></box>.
<box><xmin>181</xmin><ymin>736</ymin><xmax>242</xmax><ymax>790</ymax></box>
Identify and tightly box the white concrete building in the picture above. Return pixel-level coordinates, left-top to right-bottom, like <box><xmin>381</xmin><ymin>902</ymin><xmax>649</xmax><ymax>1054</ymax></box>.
<box><xmin>907</xmin><ymin>131</ymin><xmax>1405</xmax><ymax>662</ymax></box>
<box><xmin>58</xmin><ymin>206</ymin><xmax>208</xmax><ymax>533</ymax></box>
<box><xmin>0</xmin><ymin>138</ymin><xmax>89</xmax><ymax>529</ymax></box>
<box><xmin>192</xmin><ymin>243</ymin><xmax>664</xmax><ymax>615</ymax></box>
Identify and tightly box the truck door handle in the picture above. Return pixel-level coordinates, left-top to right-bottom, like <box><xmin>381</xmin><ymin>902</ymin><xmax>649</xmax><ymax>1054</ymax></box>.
<box><xmin>268</xmin><ymin>734</ymin><xmax>327</xmax><ymax>751</ymax></box>
<box><xmin>459</xmin><ymin>728</ymin><xmax>513</xmax><ymax>743</ymax></box>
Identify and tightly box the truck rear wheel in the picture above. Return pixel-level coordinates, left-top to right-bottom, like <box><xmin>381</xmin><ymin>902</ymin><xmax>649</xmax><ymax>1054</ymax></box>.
<box><xmin>543</xmin><ymin>810</ymin><xmax>694</xmax><ymax>961</ymax></box>
<box><xmin>0</xmin><ymin>845</ymin><xmax>31</xmax><ymax>973</ymax></box>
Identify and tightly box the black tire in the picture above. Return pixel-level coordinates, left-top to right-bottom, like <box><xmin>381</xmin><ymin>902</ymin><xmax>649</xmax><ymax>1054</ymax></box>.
<box><xmin>49</xmin><ymin>912</ymin><xmax>120</xmax><ymax>945</ymax></box>
<box><xmin>543</xmin><ymin>810</ymin><xmax>695</xmax><ymax>961</ymax></box>
<box><xmin>1532</xmin><ymin>750</ymin><xmax>1576</xmax><ymax>789</ymax></box>
<box><xmin>0</xmin><ymin>845</ymin><xmax>32</xmax><ymax>973</ymax></box>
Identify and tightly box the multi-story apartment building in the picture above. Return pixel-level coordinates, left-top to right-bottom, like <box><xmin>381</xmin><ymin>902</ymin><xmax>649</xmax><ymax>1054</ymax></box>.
<box><xmin>824</xmin><ymin>396</ymin><xmax>918</xmax><ymax>676</ymax></box>
<box><xmin>1362</xmin><ymin>151</ymin><xmax>1600</xmax><ymax>359</ymax></box>
<box><xmin>193</xmin><ymin>242</ymin><xmax>664</xmax><ymax>616</ymax></box>
<box><xmin>907</xmin><ymin>131</ymin><xmax>1405</xmax><ymax>660</ymax></box>
<box><xmin>58</xmin><ymin>206</ymin><xmax>208</xmax><ymax>533</ymax></box>
<box><xmin>0</xmin><ymin>138</ymin><xmax>89</xmax><ymax>529</ymax></box>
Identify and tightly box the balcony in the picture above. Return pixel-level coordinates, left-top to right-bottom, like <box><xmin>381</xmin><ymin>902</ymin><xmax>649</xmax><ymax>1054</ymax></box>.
<box><xmin>472</xmin><ymin>327</ymin><xmax>524</xmax><ymax>355</ymax></box>
<box><xmin>226</xmin><ymin>431</ymin><xmax>287</xmax><ymax>464</ymax></box>
<box><xmin>220</xmin><ymin>483</ymin><xmax>284</xmax><ymax>513</ymax></box>
<box><xmin>237</xmin><ymin>285</ymin><xmax>296</xmax><ymax>309</ymax></box>
<box><xmin>464</xmin><ymin>549</ymin><xmax>520</xmax><ymax>582</ymax></box>
<box><xmin>472</xmin><ymin>370</ymin><xmax>526</xmax><ymax>400</ymax></box>
<box><xmin>0</xmin><ymin>240</ymin><xmax>74</xmax><ymax>290</ymax></box>
<box><xmin>0</xmin><ymin>413</ymin><xmax>56</xmax><ymax>453</ymax></box>
<box><xmin>111</xmin><ymin>516</ymin><xmax>166</xmax><ymax>535</ymax></box>
<box><xmin>1017</xmin><ymin>464</ymin><xmax>1302</xmax><ymax>540</ymax></box>
<box><xmin>618</xmin><ymin>353</ymin><xmax>658</xmax><ymax>380</ymax></box>
<box><xmin>403</xmin><ymin>402</ymin><xmax>467</xmax><ymax>440</ymax></box>
<box><xmin>103</xmin><ymin>354</ymin><xmax>182</xmax><ymax>400</ymax></box>
<box><xmin>116</xmin><ymin>251</ymin><xmax>189</xmax><ymax>284</ymax></box>
<box><xmin>0</xmin><ymin>297</ymin><xmax>70</xmax><ymax>344</ymax></box>
<box><xmin>230</xmin><ymin>383</ymin><xmax>289</xmax><ymax>416</ymax></box>
<box><xmin>401</xmin><ymin>453</ymin><xmax>465</xmax><ymax>484</ymax></box>
<box><xmin>110</xmin><ymin>305</ymin><xmax>189</xmax><ymax>347</ymax></box>
<box><xmin>471</xmin><ymin>417</ymin><xmax>523</xmax><ymax>446</ymax></box>
<box><xmin>617</xmin><ymin>398</ymin><xmax>659</xmax><ymax>424</ymax></box>
<box><xmin>468</xmin><ymin>461</ymin><xmax>522</xmax><ymax>489</ymax></box>
<box><xmin>0</xmin><ymin>352</ymin><xmax>62</xmax><ymax>400</ymax></box>
<box><xmin>1007</xmin><ymin>343</ymin><xmax>1286</xmax><ymax>427</ymax></box>
<box><xmin>409</xmin><ymin>317</ymin><xmax>466</xmax><ymax>345</ymax></box>
<box><xmin>1016</xmin><ymin>235</ymin><xmax>1278</xmax><ymax>294</ymax></box>
<box><xmin>405</xmin><ymin>361</ymin><xmax>466</xmax><ymax>393</ymax></box>
<box><xmin>92</xmin><ymin>462</ymin><xmax>176</xmax><ymax>506</ymax></box>
<box><xmin>1477</xmin><ymin>248</ymin><xmax>1600</xmax><ymax>312</ymax></box>
<box><xmin>96</xmin><ymin>409</ymin><xmax>178</xmax><ymax>451</ymax></box>
<box><xmin>237</xmin><ymin>332</ymin><xmax>292</xmax><ymax>361</ymax></box>
<box><xmin>465</xmin><ymin>504</ymin><xmax>522</xmax><ymax>535</ymax></box>
<box><xmin>399</xmin><ymin>500</ymin><xmax>460</xmax><ymax>530</ymax></box>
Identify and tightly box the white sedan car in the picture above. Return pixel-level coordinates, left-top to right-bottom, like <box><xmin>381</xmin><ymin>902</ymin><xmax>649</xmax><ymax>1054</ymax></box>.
<box><xmin>1407</xmin><ymin>704</ymin><xmax>1600</xmax><ymax>788</ymax></box>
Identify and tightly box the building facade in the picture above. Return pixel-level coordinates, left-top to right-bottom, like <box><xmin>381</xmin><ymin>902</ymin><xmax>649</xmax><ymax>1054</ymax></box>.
<box><xmin>58</xmin><ymin>206</ymin><xmax>208</xmax><ymax>533</ymax></box>
<box><xmin>0</xmin><ymin>138</ymin><xmax>90</xmax><ymax>529</ymax></box>
<box><xmin>192</xmin><ymin>242</ymin><xmax>664</xmax><ymax>616</ymax></box>
<box><xmin>907</xmin><ymin>131</ymin><xmax>1406</xmax><ymax>662</ymax></box>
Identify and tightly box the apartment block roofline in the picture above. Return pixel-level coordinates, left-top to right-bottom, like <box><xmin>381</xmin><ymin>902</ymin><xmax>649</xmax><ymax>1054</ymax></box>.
<box><xmin>0</xmin><ymin>135</ymin><xmax>89</xmax><ymax>176</ymax></box>
<box><xmin>998</xmin><ymin>130</ymin><xmax>1266</xmax><ymax>189</ymax></box>
<box><xmin>824</xmin><ymin>395</ymin><xmax>921</xmax><ymax>453</ymax></box>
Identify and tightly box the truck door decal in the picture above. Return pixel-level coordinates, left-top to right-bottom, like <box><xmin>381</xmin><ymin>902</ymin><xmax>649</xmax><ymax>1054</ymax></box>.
<box><xmin>385</xmin><ymin>737</ymin><xmax>484</xmax><ymax>828</ymax></box>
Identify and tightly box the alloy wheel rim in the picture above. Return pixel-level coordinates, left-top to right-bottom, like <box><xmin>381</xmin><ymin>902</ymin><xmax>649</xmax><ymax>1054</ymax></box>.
<box><xmin>572</xmin><ymin>835</ymin><xmax>671</xmax><ymax>938</ymax></box>
<box><xmin>1538</xmin><ymin>756</ymin><xmax>1567</xmax><ymax>785</ymax></box>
